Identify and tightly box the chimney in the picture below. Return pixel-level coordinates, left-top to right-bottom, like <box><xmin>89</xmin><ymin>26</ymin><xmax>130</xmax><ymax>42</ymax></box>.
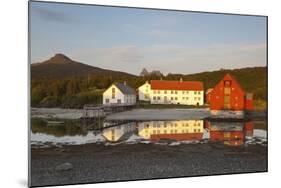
<box><xmin>180</xmin><ymin>77</ymin><xmax>183</xmax><ymax>82</ymax></box>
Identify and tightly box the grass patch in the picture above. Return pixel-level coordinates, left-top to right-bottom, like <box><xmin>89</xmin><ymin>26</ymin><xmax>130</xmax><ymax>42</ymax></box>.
<box><xmin>254</xmin><ymin>99</ymin><xmax>267</xmax><ymax>111</ymax></box>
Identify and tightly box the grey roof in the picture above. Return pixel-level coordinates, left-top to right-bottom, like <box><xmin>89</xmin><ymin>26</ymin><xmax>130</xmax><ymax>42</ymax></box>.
<box><xmin>114</xmin><ymin>82</ymin><xmax>136</xmax><ymax>95</ymax></box>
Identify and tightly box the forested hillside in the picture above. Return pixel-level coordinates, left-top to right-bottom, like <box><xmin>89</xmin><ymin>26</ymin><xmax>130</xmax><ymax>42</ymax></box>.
<box><xmin>31</xmin><ymin>54</ymin><xmax>267</xmax><ymax>109</ymax></box>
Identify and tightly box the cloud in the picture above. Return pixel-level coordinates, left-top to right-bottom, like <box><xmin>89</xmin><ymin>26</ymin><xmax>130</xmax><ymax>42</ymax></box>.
<box><xmin>122</xmin><ymin>15</ymin><xmax>182</xmax><ymax>38</ymax></box>
<box><xmin>32</xmin><ymin>7</ymin><xmax>74</xmax><ymax>23</ymax></box>
<box><xmin>71</xmin><ymin>42</ymin><xmax>266</xmax><ymax>75</ymax></box>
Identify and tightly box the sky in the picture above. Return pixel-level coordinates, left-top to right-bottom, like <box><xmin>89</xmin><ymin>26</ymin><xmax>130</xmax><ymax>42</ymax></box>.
<box><xmin>30</xmin><ymin>1</ymin><xmax>267</xmax><ymax>75</ymax></box>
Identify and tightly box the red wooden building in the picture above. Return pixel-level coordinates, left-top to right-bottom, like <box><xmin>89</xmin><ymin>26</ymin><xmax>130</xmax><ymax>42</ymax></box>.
<box><xmin>207</xmin><ymin>73</ymin><xmax>253</xmax><ymax>112</ymax></box>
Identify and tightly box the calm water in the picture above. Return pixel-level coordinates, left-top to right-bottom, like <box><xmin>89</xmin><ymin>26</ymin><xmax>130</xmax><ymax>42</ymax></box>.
<box><xmin>30</xmin><ymin>118</ymin><xmax>267</xmax><ymax>148</ymax></box>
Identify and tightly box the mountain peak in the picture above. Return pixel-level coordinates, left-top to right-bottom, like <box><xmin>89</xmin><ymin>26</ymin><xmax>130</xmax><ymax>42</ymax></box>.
<box><xmin>48</xmin><ymin>53</ymin><xmax>72</xmax><ymax>64</ymax></box>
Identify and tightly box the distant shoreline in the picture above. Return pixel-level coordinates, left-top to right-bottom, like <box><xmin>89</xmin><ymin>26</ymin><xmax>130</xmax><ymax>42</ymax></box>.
<box><xmin>31</xmin><ymin>107</ymin><xmax>267</xmax><ymax>121</ymax></box>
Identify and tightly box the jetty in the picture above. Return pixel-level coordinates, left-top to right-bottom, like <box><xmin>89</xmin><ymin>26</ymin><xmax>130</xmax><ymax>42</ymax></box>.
<box><xmin>81</xmin><ymin>103</ymin><xmax>135</xmax><ymax>120</ymax></box>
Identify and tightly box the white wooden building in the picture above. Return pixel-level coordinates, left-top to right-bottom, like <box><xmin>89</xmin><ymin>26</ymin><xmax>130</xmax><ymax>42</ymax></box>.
<box><xmin>103</xmin><ymin>82</ymin><xmax>136</xmax><ymax>105</ymax></box>
<box><xmin>138</xmin><ymin>79</ymin><xmax>204</xmax><ymax>105</ymax></box>
<box><xmin>138</xmin><ymin>81</ymin><xmax>151</xmax><ymax>101</ymax></box>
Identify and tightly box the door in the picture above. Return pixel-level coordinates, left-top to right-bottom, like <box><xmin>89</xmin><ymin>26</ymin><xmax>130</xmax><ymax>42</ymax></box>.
<box><xmin>224</xmin><ymin>96</ymin><xmax>230</xmax><ymax>109</ymax></box>
<box><xmin>164</xmin><ymin>96</ymin><xmax>167</xmax><ymax>103</ymax></box>
<box><xmin>223</xmin><ymin>80</ymin><xmax>231</xmax><ymax>109</ymax></box>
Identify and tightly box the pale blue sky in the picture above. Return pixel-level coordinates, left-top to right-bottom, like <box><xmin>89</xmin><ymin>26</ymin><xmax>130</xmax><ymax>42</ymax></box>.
<box><xmin>30</xmin><ymin>1</ymin><xmax>267</xmax><ymax>75</ymax></box>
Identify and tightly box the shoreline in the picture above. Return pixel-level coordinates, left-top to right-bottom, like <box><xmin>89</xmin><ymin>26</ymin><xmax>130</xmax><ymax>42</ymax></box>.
<box><xmin>30</xmin><ymin>142</ymin><xmax>267</xmax><ymax>187</ymax></box>
<box><xmin>31</xmin><ymin>107</ymin><xmax>267</xmax><ymax>121</ymax></box>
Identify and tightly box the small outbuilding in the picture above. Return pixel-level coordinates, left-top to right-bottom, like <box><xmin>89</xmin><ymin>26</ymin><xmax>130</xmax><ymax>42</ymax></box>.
<box><xmin>103</xmin><ymin>82</ymin><xmax>136</xmax><ymax>105</ymax></box>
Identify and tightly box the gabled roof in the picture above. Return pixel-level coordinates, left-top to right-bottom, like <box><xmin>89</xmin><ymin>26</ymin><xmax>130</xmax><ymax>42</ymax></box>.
<box><xmin>114</xmin><ymin>82</ymin><xmax>136</xmax><ymax>95</ymax></box>
<box><xmin>150</xmin><ymin>80</ymin><xmax>203</xmax><ymax>91</ymax></box>
<box><xmin>221</xmin><ymin>73</ymin><xmax>245</xmax><ymax>93</ymax></box>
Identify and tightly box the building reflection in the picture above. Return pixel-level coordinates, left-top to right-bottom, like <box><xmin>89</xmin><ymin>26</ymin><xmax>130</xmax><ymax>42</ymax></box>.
<box><xmin>102</xmin><ymin>122</ymin><xmax>136</xmax><ymax>142</ymax></box>
<box><xmin>100</xmin><ymin>120</ymin><xmax>254</xmax><ymax>146</ymax></box>
<box><xmin>205</xmin><ymin>121</ymin><xmax>254</xmax><ymax>146</ymax></box>
<box><xmin>137</xmin><ymin>120</ymin><xmax>204</xmax><ymax>141</ymax></box>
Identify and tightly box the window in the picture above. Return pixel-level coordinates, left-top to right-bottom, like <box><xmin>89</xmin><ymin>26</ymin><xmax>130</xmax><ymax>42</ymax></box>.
<box><xmin>153</xmin><ymin>90</ymin><xmax>156</xmax><ymax>94</ymax></box>
<box><xmin>157</xmin><ymin>90</ymin><xmax>160</xmax><ymax>94</ymax></box>
<box><xmin>186</xmin><ymin>97</ymin><xmax>189</xmax><ymax>100</ymax></box>
<box><xmin>175</xmin><ymin>91</ymin><xmax>178</xmax><ymax>94</ymax></box>
<box><xmin>224</xmin><ymin>80</ymin><xmax>232</xmax><ymax>87</ymax></box>
<box><xmin>198</xmin><ymin>97</ymin><xmax>201</xmax><ymax>100</ymax></box>
<box><xmin>171</xmin><ymin>97</ymin><xmax>174</xmax><ymax>100</ymax></box>
<box><xmin>153</xmin><ymin>96</ymin><xmax>156</xmax><ymax>100</ymax></box>
<box><xmin>186</xmin><ymin>91</ymin><xmax>189</xmax><ymax>94</ymax></box>
<box><xmin>117</xmin><ymin>99</ymin><xmax>121</xmax><ymax>103</ymax></box>
<box><xmin>198</xmin><ymin>91</ymin><xmax>201</xmax><ymax>94</ymax></box>
<box><xmin>171</xmin><ymin>91</ymin><xmax>174</xmax><ymax>94</ymax></box>
<box><xmin>105</xmin><ymin>99</ymin><xmax>109</xmax><ymax>103</ymax></box>
<box><xmin>164</xmin><ymin>90</ymin><xmax>167</xmax><ymax>94</ymax></box>
<box><xmin>145</xmin><ymin>94</ymin><xmax>149</xmax><ymax>99</ymax></box>
<box><xmin>182</xmin><ymin>97</ymin><xmax>185</xmax><ymax>100</ymax></box>
<box><xmin>112</xmin><ymin>87</ymin><xmax>115</xmax><ymax>99</ymax></box>
<box><xmin>157</xmin><ymin>96</ymin><xmax>160</xmax><ymax>100</ymax></box>
<box><xmin>183</xmin><ymin>91</ymin><xmax>185</xmax><ymax>94</ymax></box>
<box><xmin>194</xmin><ymin>91</ymin><xmax>197</xmax><ymax>95</ymax></box>
<box><xmin>175</xmin><ymin>97</ymin><xmax>178</xmax><ymax>100</ymax></box>
<box><xmin>194</xmin><ymin>97</ymin><xmax>197</xmax><ymax>100</ymax></box>
<box><xmin>224</xmin><ymin>87</ymin><xmax>231</xmax><ymax>94</ymax></box>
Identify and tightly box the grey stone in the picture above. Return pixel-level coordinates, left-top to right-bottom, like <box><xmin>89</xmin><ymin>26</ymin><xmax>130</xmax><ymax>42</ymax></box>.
<box><xmin>55</xmin><ymin>162</ymin><xmax>73</xmax><ymax>171</ymax></box>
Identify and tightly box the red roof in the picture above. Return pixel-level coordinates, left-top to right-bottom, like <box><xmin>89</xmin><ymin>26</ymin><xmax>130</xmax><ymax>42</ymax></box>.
<box><xmin>150</xmin><ymin>80</ymin><xmax>203</xmax><ymax>91</ymax></box>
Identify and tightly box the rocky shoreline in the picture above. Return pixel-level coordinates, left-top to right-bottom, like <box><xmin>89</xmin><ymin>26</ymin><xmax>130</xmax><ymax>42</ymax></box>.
<box><xmin>30</xmin><ymin>143</ymin><xmax>267</xmax><ymax>187</ymax></box>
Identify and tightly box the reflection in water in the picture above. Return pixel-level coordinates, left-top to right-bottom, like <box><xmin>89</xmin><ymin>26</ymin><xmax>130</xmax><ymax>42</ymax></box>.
<box><xmin>102</xmin><ymin>122</ymin><xmax>136</xmax><ymax>142</ymax></box>
<box><xmin>138</xmin><ymin>120</ymin><xmax>204</xmax><ymax>141</ymax></box>
<box><xmin>31</xmin><ymin>118</ymin><xmax>88</xmax><ymax>137</ymax></box>
<box><xmin>205</xmin><ymin>121</ymin><xmax>254</xmax><ymax>146</ymax></box>
<box><xmin>31</xmin><ymin>118</ymin><xmax>267</xmax><ymax>147</ymax></box>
